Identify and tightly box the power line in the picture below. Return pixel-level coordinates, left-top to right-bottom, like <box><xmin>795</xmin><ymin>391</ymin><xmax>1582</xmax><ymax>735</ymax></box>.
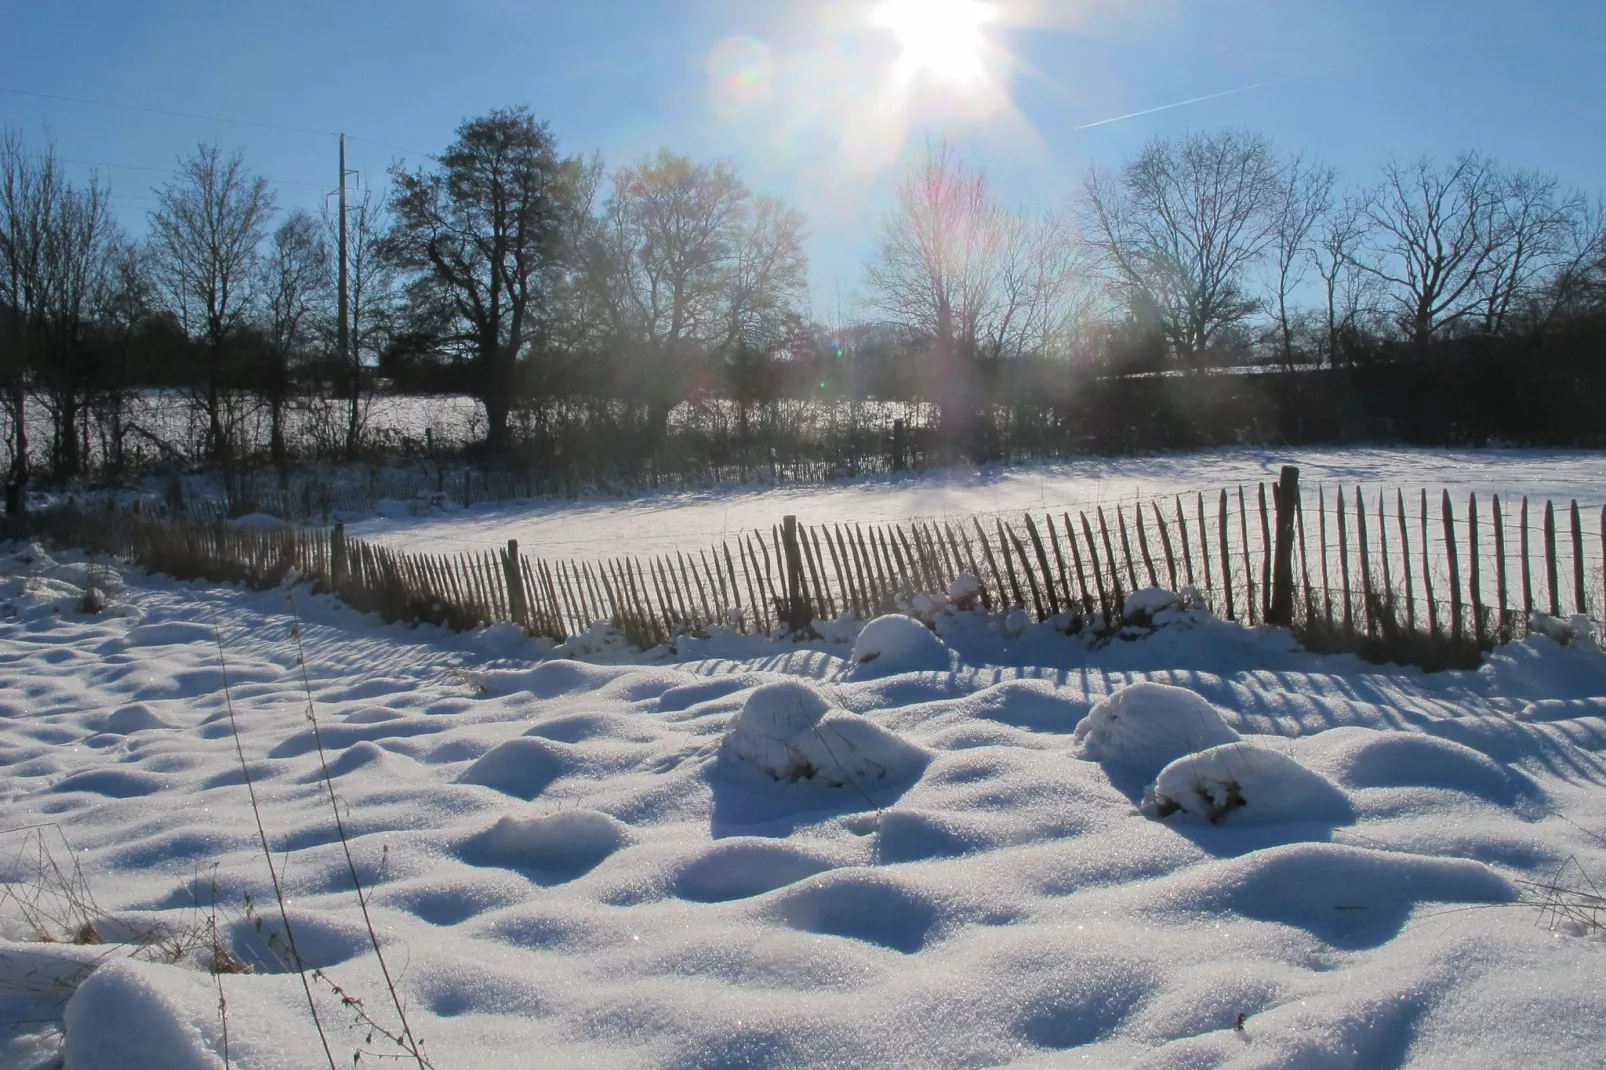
<box><xmin>0</xmin><ymin>85</ymin><xmax>430</xmax><ymax>158</ymax></box>
<box><xmin>0</xmin><ymin>85</ymin><xmax>338</xmax><ymax>138</ymax></box>
<box><xmin>12</xmin><ymin>150</ymin><xmax>333</xmax><ymax>191</ymax></box>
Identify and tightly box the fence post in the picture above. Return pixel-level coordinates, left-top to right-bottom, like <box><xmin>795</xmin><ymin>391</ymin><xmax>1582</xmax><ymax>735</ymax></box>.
<box><xmin>781</xmin><ymin>516</ymin><xmax>812</xmax><ymax>636</ymax></box>
<box><xmin>331</xmin><ymin>521</ymin><xmax>347</xmax><ymax>589</ymax></box>
<box><xmin>1268</xmin><ymin>465</ymin><xmax>1299</xmax><ymax>628</ymax></box>
<box><xmin>503</xmin><ymin>540</ymin><xmax>529</xmax><ymax>627</ymax></box>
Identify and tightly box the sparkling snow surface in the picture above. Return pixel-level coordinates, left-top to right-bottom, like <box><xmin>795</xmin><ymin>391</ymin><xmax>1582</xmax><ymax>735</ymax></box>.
<box><xmin>3</xmin><ymin>541</ymin><xmax>1606</xmax><ymax>1068</ymax></box>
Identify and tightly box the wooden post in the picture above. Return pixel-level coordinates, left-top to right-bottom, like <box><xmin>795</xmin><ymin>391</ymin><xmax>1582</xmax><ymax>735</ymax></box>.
<box><xmin>1258</xmin><ymin>483</ymin><xmax>1274</xmax><ymax>621</ymax></box>
<box><xmin>1268</xmin><ymin>465</ymin><xmax>1298</xmax><ymax>628</ymax></box>
<box><xmin>1080</xmin><ymin>512</ymin><xmax>1110</xmax><ymax>620</ymax></box>
<box><xmin>1318</xmin><ymin>487</ymin><xmax>1332</xmax><ymax>625</ymax></box>
<box><xmin>1376</xmin><ymin>491</ymin><xmax>1393</xmax><ymax>627</ymax></box>
<box><xmin>1153</xmin><ymin>502</ymin><xmax>1178</xmax><ymax>593</ymax></box>
<box><xmin>1175</xmin><ymin>496</ymin><xmax>1195</xmax><ymax>588</ymax></box>
<box><xmin>1239</xmin><ymin>488</ymin><xmax>1257</xmax><ymax>626</ymax></box>
<box><xmin>1133</xmin><ymin>506</ymin><xmax>1159</xmax><ymax>589</ymax></box>
<box><xmin>1024</xmin><ymin>514</ymin><xmax>1061</xmax><ymax>617</ymax></box>
<box><xmin>1571</xmin><ymin>501</ymin><xmax>1586</xmax><ymax>617</ymax></box>
<box><xmin>1115</xmin><ymin>506</ymin><xmax>1139</xmax><ymax>592</ymax></box>
<box><xmin>781</xmin><ymin>515</ymin><xmax>811</xmax><ymax>636</ymax></box>
<box><xmin>503</xmin><ymin>540</ymin><xmax>528</xmax><ymax>627</ymax></box>
<box><xmin>1356</xmin><ymin>486</ymin><xmax>1377</xmax><ymax>638</ymax></box>
<box><xmin>1444</xmin><ymin>491</ymin><xmax>1463</xmax><ymax>645</ymax></box>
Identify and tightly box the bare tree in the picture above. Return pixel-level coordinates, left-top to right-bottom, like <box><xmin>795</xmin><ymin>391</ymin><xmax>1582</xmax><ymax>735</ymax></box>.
<box><xmin>1353</xmin><ymin>153</ymin><xmax>1507</xmax><ymax>344</ymax></box>
<box><xmin>1266</xmin><ymin>154</ymin><xmax>1336</xmax><ymax>369</ymax></box>
<box><xmin>1310</xmin><ymin>196</ymin><xmax>1378</xmax><ymax>366</ymax></box>
<box><xmin>386</xmin><ymin>107</ymin><xmax>575</xmax><ymax>453</ymax></box>
<box><xmin>259</xmin><ymin>209</ymin><xmax>330</xmax><ymax>469</ymax></box>
<box><xmin>1537</xmin><ymin>196</ymin><xmax>1606</xmax><ymax>334</ymax></box>
<box><xmin>593</xmin><ymin>149</ymin><xmax>807</xmax><ymax>447</ymax></box>
<box><xmin>150</xmin><ymin>142</ymin><xmax>275</xmax><ymax>461</ymax></box>
<box><xmin>0</xmin><ymin>132</ymin><xmax>59</xmax><ymax>509</ymax></box>
<box><xmin>325</xmin><ymin>179</ymin><xmax>398</xmax><ymax>457</ymax></box>
<box><xmin>1475</xmin><ymin>168</ymin><xmax>1580</xmax><ymax>336</ymax></box>
<box><xmin>1080</xmin><ymin>129</ymin><xmax>1283</xmax><ymax>366</ymax></box>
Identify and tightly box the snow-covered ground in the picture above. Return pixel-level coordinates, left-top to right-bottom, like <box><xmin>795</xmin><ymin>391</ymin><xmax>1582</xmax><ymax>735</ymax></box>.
<box><xmin>3</xmin><ymin>539</ymin><xmax>1606</xmax><ymax>1068</ymax></box>
<box><xmin>347</xmin><ymin>447</ymin><xmax>1606</xmax><ymax>562</ymax></box>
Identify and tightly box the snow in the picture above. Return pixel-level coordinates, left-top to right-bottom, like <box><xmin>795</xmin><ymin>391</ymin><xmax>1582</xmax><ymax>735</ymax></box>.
<box><xmin>3</xmin><ymin>538</ymin><xmax>1606</xmax><ymax>1067</ymax></box>
<box><xmin>1072</xmin><ymin>681</ymin><xmax>1243</xmax><ymax>779</ymax></box>
<box><xmin>847</xmin><ymin>614</ymin><xmax>952</xmax><ymax>676</ymax></box>
<box><xmin>344</xmin><ymin>446</ymin><xmax>1606</xmax><ymax>562</ymax></box>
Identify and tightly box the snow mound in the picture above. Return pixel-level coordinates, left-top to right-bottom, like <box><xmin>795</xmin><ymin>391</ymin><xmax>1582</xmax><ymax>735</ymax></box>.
<box><xmin>947</xmin><ymin>573</ymin><xmax>982</xmax><ymax>604</ymax></box>
<box><xmin>1329</xmin><ymin>731</ymin><xmax>1525</xmax><ymax>804</ymax></box>
<box><xmin>227</xmin><ymin>512</ymin><xmax>285</xmax><ymax>530</ymax></box>
<box><xmin>1148</xmin><ymin>743</ymin><xmax>1355</xmax><ymax>825</ymax></box>
<box><xmin>722</xmin><ymin>681</ymin><xmax>929</xmax><ymax>787</ymax></box>
<box><xmin>457</xmin><ymin>737</ymin><xmax>576</xmax><ymax>800</ymax></box>
<box><xmin>459</xmin><ymin>810</ymin><xmax>632</xmax><ymax>875</ymax></box>
<box><xmin>63</xmin><ymin>959</ymin><xmax>221</xmax><ymax>1070</ymax></box>
<box><xmin>768</xmin><ymin>868</ymin><xmax>944</xmax><ymax>953</ymax></box>
<box><xmin>1073</xmin><ymin>682</ymin><xmax>1241</xmax><ymax>778</ymax></box>
<box><xmin>101</xmin><ymin>704</ymin><xmax>173</xmax><ymax>734</ymax></box>
<box><xmin>672</xmin><ymin>839</ymin><xmax>837</xmax><ymax>902</ymax></box>
<box><xmin>848</xmin><ymin>614</ymin><xmax>951</xmax><ymax>676</ymax></box>
<box><xmin>1151</xmin><ymin>842</ymin><xmax>1517</xmax><ymax>948</ymax></box>
<box><xmin>124</xmin><ymin>621</ymin><xmax>216</xmax><ymax>647</ymax></box>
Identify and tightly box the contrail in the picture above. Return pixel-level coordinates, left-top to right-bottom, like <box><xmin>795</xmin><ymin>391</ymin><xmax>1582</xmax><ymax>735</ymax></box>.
<box><xmin>1074</xmin><ymin>67</ymin><xmax>1340</xmax><ymax>131</ymax></box>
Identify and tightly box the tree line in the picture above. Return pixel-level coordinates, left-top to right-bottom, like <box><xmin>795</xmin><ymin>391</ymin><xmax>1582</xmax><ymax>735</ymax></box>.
<box><xmin>2</xmin><ymin>110</ymin><xmax>1604</xmax><ymax>510</ymax></box>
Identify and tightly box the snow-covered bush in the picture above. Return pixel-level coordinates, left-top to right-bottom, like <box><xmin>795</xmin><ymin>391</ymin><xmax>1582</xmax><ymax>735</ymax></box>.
<box><xmin>947</xmin><ymin>574</ymin><xmax>983</xmax><ymax>610</ymax></box>
<box><xmin>1072</xmin><ymin>682</ymin><xmax>1241</xmax><ymax>778</ymax></box>
<box><xmin>722</xmin><ymin>681</ymin><xmax>929</xmax><ymax>787</ymax></box>
<box><xmin>848</xmin><ymin>614</ymin><xmax>951</xmax><ymax>677</ymax></box>
<box><xmin>1146</xmin><ymin>742</ymin><xmax>1355</xmax><ymax>825</ymax></box>
<box><xmin>1529</xmin><ymin>613</ymin><xmax>1597</xmax><ymax>649</ymax></box>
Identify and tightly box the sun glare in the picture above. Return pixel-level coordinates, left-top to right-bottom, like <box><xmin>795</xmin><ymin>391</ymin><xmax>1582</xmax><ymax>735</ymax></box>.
<box><xmin>874</xmin><ymin>0</ymin><xmax>997</xmax><ymax>85</ymax></box>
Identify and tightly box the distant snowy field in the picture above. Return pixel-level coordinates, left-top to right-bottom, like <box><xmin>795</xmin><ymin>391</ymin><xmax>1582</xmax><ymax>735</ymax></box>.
<box><xmin>3</xmin><ymin>541</ymin><xmax>1606</xmax><ymax>1068</ymax></box>
<box><xmin>347</xmin><ymin>447</ymin><xmax>1606</xmax><ymax>561</ymax></box>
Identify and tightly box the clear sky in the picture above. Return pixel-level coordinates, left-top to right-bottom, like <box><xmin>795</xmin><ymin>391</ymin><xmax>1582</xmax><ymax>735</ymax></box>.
<box><xmin>3</xmin><ymin>0</ymin><xmax>1603</xmax><ymax>315</ymax></box>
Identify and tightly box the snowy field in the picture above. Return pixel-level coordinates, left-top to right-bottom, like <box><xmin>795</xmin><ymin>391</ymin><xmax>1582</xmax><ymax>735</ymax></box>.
<box><xmin>347</xmin><ymin>447</ymin><xmax>1606</xmax><ymax>562</ymax></box>
<box><xmin>3</xmin><ymin>540</ymin><xmax>1606</xmax><ymax>1068</ymax></box>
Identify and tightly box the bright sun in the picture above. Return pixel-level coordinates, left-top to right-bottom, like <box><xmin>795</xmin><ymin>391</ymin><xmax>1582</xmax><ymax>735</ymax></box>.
<box><xmin>874</xmin><ymin>0</ymin><xmax>997</xmax><ymax>85</ymax></box>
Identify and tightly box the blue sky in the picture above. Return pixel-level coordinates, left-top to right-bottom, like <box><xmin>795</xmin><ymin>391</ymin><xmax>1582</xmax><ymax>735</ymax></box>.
<box><xmin>3</xmin><ymin>0</ymin><xmax>1603</xmax><ymax>313</ymax></box>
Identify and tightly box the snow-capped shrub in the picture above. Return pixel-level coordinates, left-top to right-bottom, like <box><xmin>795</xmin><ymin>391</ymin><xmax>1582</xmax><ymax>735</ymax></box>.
<box><xmin>947</xmin><ymin>574</ymin><xmax>983</xmax><ymax>610</ymax></box>
<box><xmin>848</xmin><ymin>614</ymin><xmax>951</xmax><ymax>676</ymax></box>
<box><xmin>1072</xmin><ymin>682</ymin><xmax>1241</xmax><ymax>778</ymax></box>
<box><xmin>1146</xmin><ymin>743</ymin><xmax>1355</xmax><ymax>825</ymax></box>
<box><xmin>1123</xmin><ymin>587</ymin><xmax>1177</xmax><ymax>621</ymax></box>
<box><xmin>722</xmin><ymin>680</ymin><xmax>928</xmax><ymax>786</ymax></box>
<box><xmin>1001</xmin><ymin>608</ymin><xmax>1031</xmax><ymax>640</ymax></box>
<box><xmin>1529</xmin><ymin>613</ymin><xmax>1596</xmax><ymax>649</ymax></box>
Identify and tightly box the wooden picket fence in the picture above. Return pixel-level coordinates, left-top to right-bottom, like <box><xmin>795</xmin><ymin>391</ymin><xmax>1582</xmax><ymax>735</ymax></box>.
<box><xmin>38</xmin><ymin>466</ymin><xmax>1606</xmax><ymax>669</ymax></box>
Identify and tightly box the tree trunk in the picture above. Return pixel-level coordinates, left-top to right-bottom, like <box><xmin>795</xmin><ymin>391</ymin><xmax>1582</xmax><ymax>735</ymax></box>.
<box><xmin>7</xmin><ymin>382</ymin><xmax>29</xmax><ymax>517</ymax></box>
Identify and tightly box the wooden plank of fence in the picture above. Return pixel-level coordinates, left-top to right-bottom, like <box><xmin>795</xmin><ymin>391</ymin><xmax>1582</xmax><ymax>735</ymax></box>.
<box><xmin>1024</xmin><ymin>514</ymin><xmax>1061</xmax><ymax>617</ymax></box>
<box><xmin>1420</xmin><ymin>490</ymin><xmax>1438</xmax><ymax>638</ymax></box>
<box><xmin>1153</xmin><ymin>503</ymin><xmax>1179</xmax><ymax>593</ymax></box>
<box><xmin>1319</xmin><ymin>488</ymin><xmax>1332</xmax><ymax>625</ymax></box>
<box><xmin>1239</xmin><ymin>487</ymin><xmax>1257</xmax><ymax>626</ymax></box>
<box><xmin>1492</xmin><ymin>496</ymin><xmax>1508</xmax><ymax>637</ymax></box>
<box><xmin>993</xmin><ymin>519</ymin><xmax>1026</xmax><ymax>612</ymax></box>
<box><xmin>1296</xmin><ymin>491</ymin><xmax>1312</xmax><ymax>619</ymax></box>
<box><xmin>1258</xmin><ymin>483</ymin><xmax>1274</xmax><ymax>622</ymax></box>
<box><xmin>973</xmin><ymin>518</ymin><xmax>1008</xmax><ymax>610</ymax></box>
<box><xmin>1098</xmin><ymin>507</ymin><xmax>1124</xmax><ymax>603</ymax></box>
<box><xmin>1217</xmin><ymin>491</ymin><xmax>1234</xmax><ymax>621</ymax></box>
<box><xmin>1571</xmin><ymin>501</ymin><xmax>1587</xmax><ymax>617</ymax></box>
<box><xmin>1520</xmin><ymin>498</ymin><xmax>1534</xmax><ymax>622</ymax></box>
<box><xmin>1115</xmin><ymin>506</ymin><xmax>1140</xmax><ymax>592</ymax></box>
<box><xmin>1469</xmin><ymin>495</ymin><xmax>1484</xmax><ymax>643</ymax></box>
<box><xmin>1064</xmin><ymin>514</ymin><xmax>1093</xmax><ymax>613</ymax></box>
<box><xmin>1400</xmin><ymin>491</ymin><xmax>1413</xmax><ymax>633</ymax></box>
<box><xmin>1376</xmin><ymin>492</ymin><xmax>1393</xmax><ymax>627</ymax></box>
<box><xmin>1444</xmin><ymin>491</ymin><xmax>1463</xmax><ymax>645</ymax></box>
<box><xmin>1336</xmin><ymin>487</ymin><xmax>1352</xmax><ymax>634</ymax></box>
<box><xmin>1134</xmin><ymin>505</ymin><xmax>1159</xmax><ymax>590</ymax></box>
<box><xmin>1197</xmin><ymin>493</ymin><xmax>1213</xmax><ymax>601</ymax></box>
<box><xmin>741</xmin><ymin>537</ymin><xmax>769</xmax><ymax>632</ymax></box>
<box><xmin>1176</xmin><ymin>497</ymin><xmax>1195</xmax><ymax>588</ymax></box>
<box><xmin>1007</xmin><ymin>520</ymin><xmax>1046</xmax><ymax>620</ymax></box>
<box><xmin>1080</xmin><ymin>512</ymin><xmax>1111</xmax><ymax>620</ymax></box>
<box><xmin>1544</xmin><ymin>500</ymin><xmax>1560</xmax><ymax>617</ymax></box>
<box><xmin>1356</xmin><ymin>488</ymin><xmax>1376</xmax><ymax>639</ymax></box>
<box><xmin>801</xmin><ymin>530</ymin><xmax>831</xmax><ymax>621</ymax></box>
<box><xmin>1045</xmin><ymin>515</ymin><xmax>1074</xmax><ymax>614</ymax></box>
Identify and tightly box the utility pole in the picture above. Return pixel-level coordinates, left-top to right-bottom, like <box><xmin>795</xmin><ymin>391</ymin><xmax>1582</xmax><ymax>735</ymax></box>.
<box><xmin>337</xmin><ymin>134</ymin><xmax>355</xmax><ymax>458</ymax></box>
